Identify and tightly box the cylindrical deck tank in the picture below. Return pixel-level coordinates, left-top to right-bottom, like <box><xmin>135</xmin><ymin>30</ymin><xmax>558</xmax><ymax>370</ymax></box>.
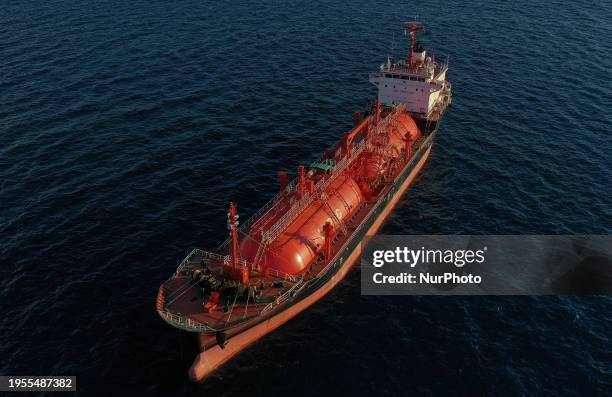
<box><xmin>240</xmin><ymin>175</ymin><xmax>363</xmax><ymax>275</ymax></box>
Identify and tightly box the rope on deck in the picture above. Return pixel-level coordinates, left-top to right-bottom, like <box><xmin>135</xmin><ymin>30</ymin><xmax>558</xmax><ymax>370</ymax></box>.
<box><xmin>243</xmin><ymin>288</ymin><xmax>250</xmax><ymax>319</ymax></box>
<box><xmin>165</xmin><ymin>281</ymin><xmax>198</xmax><ymax>306</ymax></box>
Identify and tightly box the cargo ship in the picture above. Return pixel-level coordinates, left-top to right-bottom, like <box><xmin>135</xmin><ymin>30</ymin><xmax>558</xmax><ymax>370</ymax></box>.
<box><xmin>156</xmin><ymin>21</ymin><xmax>451</xmax><ymax>381</ymax></box>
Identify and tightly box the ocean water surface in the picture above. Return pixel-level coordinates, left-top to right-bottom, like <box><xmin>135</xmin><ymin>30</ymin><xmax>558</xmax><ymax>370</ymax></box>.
<box><xmin>1</xmin><ymin>0</ymin><xmax>611</xmax><ymax>395</ymax></box>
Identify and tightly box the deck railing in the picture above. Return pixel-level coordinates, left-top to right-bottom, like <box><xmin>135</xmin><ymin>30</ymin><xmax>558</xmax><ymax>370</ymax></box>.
<box><xmin>314</xmin><ymin>123</ymin><xmax>435</xmax><ymax>282</ymax></box>
<box><xmin>158</xmin><ymin>104</ymin><xmax>431</xmax><ymax>332</ymax></box>
<box><xmin>217</xmin><ymin>180</ymin><xmax>300</xmax><ymax>252</ymax></box>
<box><xmin>158</xmin><ymin>249</ymin><xmax>300</xmax><ymax>331</ymax></box>
<box><xmin>218</xmin><ymin>105</ymin><xmax>405</xmax><ymax>251</ymax></box>
<box><xmin>156</xmin><ymin>284</ymin><xmax>214</xmax><ymax>332</ymax></box>
<box><xmin>171</xmin><ymin>248</ymin><xmax>297</xmax><ymax>282</ymax></box>
<box><xmin>260</xmin><ymin>276</ymin><xmax>305</xmax><ymax>314</ymax></box>
<box><xmin>260</xmin><ymin>106</ymin><xmax>404</xmax><ymax>244</ymax></box>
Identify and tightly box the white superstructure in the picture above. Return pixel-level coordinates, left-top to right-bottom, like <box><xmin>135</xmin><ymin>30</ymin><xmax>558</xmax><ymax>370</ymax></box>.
<box><xmin>369</xmin><ymin>54</ymin><xmax>448</xmax><ymax>116</ymax></box>
<box><xmin>369</xmin><ymin>21</ymin><xmax>450</xmax><ymax>117</ymax></box>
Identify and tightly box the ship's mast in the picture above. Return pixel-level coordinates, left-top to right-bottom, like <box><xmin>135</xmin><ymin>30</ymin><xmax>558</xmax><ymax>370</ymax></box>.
<box><xmin>228</xmin><ymin>202</ymin><xmax>239</xmax><ymax>269</ymax></box>
<box><xmin>402</xmin><ymin>19</ymin><xmax>425</xmax><ymax>67</ymax></box>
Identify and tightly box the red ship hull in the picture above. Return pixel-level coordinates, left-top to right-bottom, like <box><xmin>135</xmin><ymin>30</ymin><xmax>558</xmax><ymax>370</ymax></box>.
<box><xmin>188</xmin><ymin>145</ymin><xmax>432</xmax><ymax>381</ymax></box>
<box><xmin>157</xmin><ymin>22</ymin><xmax>452</xmax><ymax>379</ymax></box>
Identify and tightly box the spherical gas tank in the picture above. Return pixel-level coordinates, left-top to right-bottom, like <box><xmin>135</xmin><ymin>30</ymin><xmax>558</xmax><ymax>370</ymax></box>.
<box><xmin>244</xmin><ymin>175</ymin><xmax>363</xmax><ymax>276</ymax></box>
<box><xmin>388</xmin><ymin>112</ymin><xmax>421</xmax><ymax>156</ymax></box>
<box><xmin>362</xmin><ymin>152</ymin><xmax>386</xmax><ymax>180</ymax></box>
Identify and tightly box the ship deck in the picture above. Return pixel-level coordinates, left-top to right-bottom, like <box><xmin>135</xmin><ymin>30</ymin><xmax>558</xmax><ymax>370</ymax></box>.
<box><xmin>157</xmin><ymin>103</ymin><xmax>445</xmax><ymax>334</ymax></box>
<box><xmin>160</xmin><ymin>251</ymin><xmax>300</xmax><ymax>331</ymax></box>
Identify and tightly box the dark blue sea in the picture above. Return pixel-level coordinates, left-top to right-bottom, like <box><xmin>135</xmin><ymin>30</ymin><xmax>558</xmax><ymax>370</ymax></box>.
<box><xmin>1</xmin><ymin>0</ymin><xmax>611</xmax><ymax>395</ymax></box>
